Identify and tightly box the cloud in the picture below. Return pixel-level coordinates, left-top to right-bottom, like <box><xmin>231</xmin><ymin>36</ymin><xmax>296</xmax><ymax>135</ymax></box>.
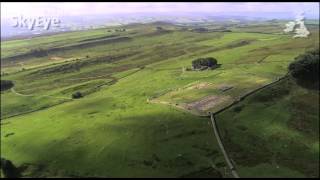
<box><xmin>284</xmin><ymin>22</ymin><xmax>296</xmax><ymax>33</ymax></box>
<box><xmin>283</xmin><ymin>12</ymin><xmax>310</xmax><ymax>38</ymax></box>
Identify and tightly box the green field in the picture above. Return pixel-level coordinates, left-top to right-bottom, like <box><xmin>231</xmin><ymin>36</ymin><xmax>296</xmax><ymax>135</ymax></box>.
<box><xmin>1</xmin><ymin>21</ymin><xmax>319</xmax><ymax>177</ymax></box>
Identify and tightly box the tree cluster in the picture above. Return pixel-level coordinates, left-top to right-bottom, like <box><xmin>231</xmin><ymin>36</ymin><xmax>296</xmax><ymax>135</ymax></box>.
<box><xmin>192</xmin><ymin>57</ymin><xmax>218</xmax><ymax>70</ymax></box>
<box><xmin>288</xmin><ymin>49</ymin><xmax>319</xmax><ymax>88</ymax></box>
<box><xmin>72</xmin><ymin>91</ymin><xmax>83</xmax><ymax>99</ymax></box>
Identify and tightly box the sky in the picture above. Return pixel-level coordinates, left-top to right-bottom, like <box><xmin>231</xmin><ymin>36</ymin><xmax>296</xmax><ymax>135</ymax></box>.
<box><xmin>1</xmin><ymin>2</ymin><xmax>319</xmax><ymax>19</ymax></box>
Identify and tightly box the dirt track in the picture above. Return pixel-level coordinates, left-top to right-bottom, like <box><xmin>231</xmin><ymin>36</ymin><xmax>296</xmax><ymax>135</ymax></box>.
<box><xmin>11</xmin><ymin>88</ymin><xmax>73</xmax><ymax>100</ymax></box>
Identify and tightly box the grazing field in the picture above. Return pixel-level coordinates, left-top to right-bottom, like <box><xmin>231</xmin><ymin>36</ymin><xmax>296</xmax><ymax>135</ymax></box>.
<box><xmin>1</xmin><ymin>21</ymin><xmax>319</xmax><ymax>177</ymax></box>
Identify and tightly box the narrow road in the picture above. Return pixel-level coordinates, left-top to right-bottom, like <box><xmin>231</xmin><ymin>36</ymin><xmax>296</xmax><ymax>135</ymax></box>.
<box><xmin>210</xmin><ymin>113</ymin><xmax>240</xmax><ymax>178</ymax></box>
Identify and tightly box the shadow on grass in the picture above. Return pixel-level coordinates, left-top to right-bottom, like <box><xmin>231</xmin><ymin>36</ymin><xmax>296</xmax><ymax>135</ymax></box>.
<box><xmin>3</xmin><ymin>111</ymin><xmax>223</xmax><ymax>178</ymax></box>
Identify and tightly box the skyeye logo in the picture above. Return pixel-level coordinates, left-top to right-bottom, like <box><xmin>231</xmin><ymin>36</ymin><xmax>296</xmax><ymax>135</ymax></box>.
<box><xmin>11</xmin><ymin>15</ymin><xmax>61</xmax><ymax>31</ymax></box>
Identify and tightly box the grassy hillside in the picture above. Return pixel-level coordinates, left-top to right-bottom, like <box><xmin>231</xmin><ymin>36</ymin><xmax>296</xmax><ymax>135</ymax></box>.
<box><xmin>1</xmin><ymin>21</ymin><xmax>319</xmax><ymax>177</ymax></box>
<box><xmin>216</xmin><ymin>77</ymin><xmax>319</xmax><ymax>178</ymax></box>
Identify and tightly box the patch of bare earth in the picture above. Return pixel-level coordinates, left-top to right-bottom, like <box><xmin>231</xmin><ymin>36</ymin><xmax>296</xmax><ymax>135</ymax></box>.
<box><xmin>184</xmin><ymin>95</ymin><xmax>232</xmax><ymax>112</ymax></box>
<box><xmin>186</xmin><ymin>82</ymin><xmax>214</xmax><ymax>90</ymax></box>
<box><xmin>49</xmin><ymin>56</ymin><xmax>64</xmax><ymax>61</ymax></box>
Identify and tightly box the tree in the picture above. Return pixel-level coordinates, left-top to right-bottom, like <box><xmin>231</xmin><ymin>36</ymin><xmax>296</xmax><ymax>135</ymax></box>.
<box><xmin>192</xmin><ymin>27</ymin><xmax>209</xmax><ymax>32</ymax></box>
<box><xmin>72</xmin><ymin>91</ymin><xmax>83</xmax><ymax>99</ymax></box>
<box><xmin>0</xmin><ymin>158</ymin><xmax>20</xmax><ymax>178</ymax></box>
<box><xmin>156</xmin><ymin>26</ymin><xmax>163</xmax><ymax>31</ymax></box>
<box><xmin>288</xmin><ymin>49</ymin><xmax>319</xmax><ymax>88</ymax></box>
<box><xmin>0</xmin><ymin>80</ymin><xmax>14</xmax><ymax>91</ymax></box>
<box><xmin>30</xmin><ymin>48</ymin><xmax>48</xmax><ymax>57</ymax></box>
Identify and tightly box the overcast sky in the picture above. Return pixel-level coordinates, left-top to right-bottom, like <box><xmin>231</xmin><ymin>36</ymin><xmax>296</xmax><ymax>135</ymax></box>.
<box><xmin>1</xmin><ymin>2</ymin><xmax>319</xmax><ymax>19</ymax></box>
